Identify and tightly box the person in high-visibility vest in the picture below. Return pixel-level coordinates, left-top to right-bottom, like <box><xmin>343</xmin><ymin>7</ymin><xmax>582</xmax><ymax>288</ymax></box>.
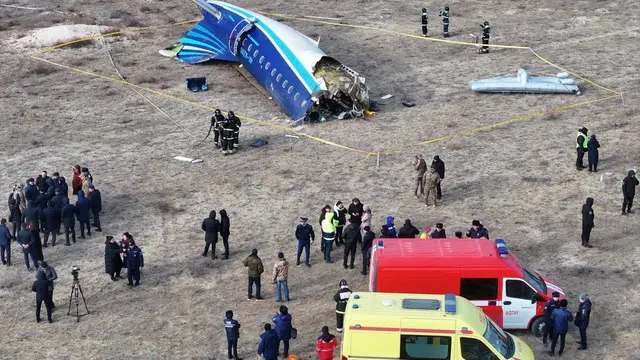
<box><xmin>321</xmin><ymin>208</ymin><xmax>338</xmax><ymax>263</ymax></box>
<box><xmin>576</xmin><ymin>127</ymin><xmax>589</xmax><ymax>170</ymax></box>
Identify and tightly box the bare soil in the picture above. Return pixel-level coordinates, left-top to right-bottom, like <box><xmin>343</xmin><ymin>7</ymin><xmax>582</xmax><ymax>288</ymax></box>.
<box><xmin>1</xmin><ymin>0</ymin><xmax>639</xmax><ymax>359</ymax></box>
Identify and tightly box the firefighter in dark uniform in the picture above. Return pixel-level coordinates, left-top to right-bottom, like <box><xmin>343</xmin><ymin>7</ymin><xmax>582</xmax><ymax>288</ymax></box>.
<box><xmin>333</xmin><ymin>279</ymin><xmax>352</xmax><ymax>333</ymax></box>
<box><xmin>228</xmin><ymin>111</ymin><xmax>241</xmax><ymax>149</ymax></box>
<box><xmin>439</xmin><ymin>6</ymin><xmax>450</xmax><ymax>38</ymax></box>
<box><xmin>421</xmin><ymin>8</ymin><xmax>428</xmax><ymax>36</ymax></box>
<box><xmin>212</xmin><ymin>109</ymin><xmax>224</xmax><ymax>148</ymax></box>
<box><xmin>542</xmin><ymin>291</ymin><xmax>561</xmax><ymax>347</ymax></box>
<box><xmin>221</xmin><ymin>115</ymin><xmax>236</xmax><ymax>155</ymax></box>
<box><xmin>480</xmin><ymin>21</ymin><xmax>490</xmax><ymax>53</ymax></box>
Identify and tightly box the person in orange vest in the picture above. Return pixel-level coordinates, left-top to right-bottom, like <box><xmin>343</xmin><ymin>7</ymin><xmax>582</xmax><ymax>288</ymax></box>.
<box><xmin>316</xmin><ymin>326</ymin><xmax>338</xmax><ymax>360</ymax></box>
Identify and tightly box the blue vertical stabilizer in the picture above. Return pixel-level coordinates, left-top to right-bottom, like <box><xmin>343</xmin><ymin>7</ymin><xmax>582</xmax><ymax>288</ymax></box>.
<box><xmin>177</xmin><ymin>20</ymin><xmax>239</xmax><ymax>64</ymax></box>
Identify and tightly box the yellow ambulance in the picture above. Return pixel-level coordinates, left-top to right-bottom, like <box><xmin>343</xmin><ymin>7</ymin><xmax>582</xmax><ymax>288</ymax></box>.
<box><xmin>341</xmin><ymin>292</ymin><xmax>534</xmax><ymax>360</ymax></box>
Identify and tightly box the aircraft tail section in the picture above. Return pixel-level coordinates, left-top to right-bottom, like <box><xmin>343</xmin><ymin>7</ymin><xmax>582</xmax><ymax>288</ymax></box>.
<box><xmin>175</xmin><ymin>20</ymin><xmax>238</xmax><ymax>64</ymax></box>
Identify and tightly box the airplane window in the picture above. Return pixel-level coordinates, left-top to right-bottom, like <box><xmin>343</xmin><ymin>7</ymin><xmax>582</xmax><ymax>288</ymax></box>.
<box><xmin>282</xmin><ymin>80</ymin><xmax>288</xmax><ymax>88</ymax></box>
<box><xmin>242</xmin><ymin>38</ymin><xmax>247</xmax><ymax>46</ymax></box>
<box><xmin>294</xmin><ymin>93</ymin><xmax>300</xmax><ymax>100</ymax></box>
<box><xmin>271</xmin><ymin>69</ymin><xmax>277</xmax><ymax>76</ymax></box>
<box><xmin>301</xmin><ymin>100</ymin><xmax>308</xmax><ymax>107</ymax></box>
<box><xmin>253</xmin><ymin>50</ymin><xmax>259</xmax><ymax>57</ymax></box>
<box><xmin>288</xmin><ymin>86</ymin><xmax>293</xmax><ymax>94</ymax></box>
<box><xmin>248</xmin><ymin>44</ymin><xmax>253</xmax><ymax>52</ymax></box>
<box><xmin>276</xmin><ymin>74</ymin><xmax>282</xmax><ymax>82</ymax></box>
<box><xmin>265</xmin><ymin>62</ymin><xmax>271</xmax><ymax>70</ymax></box>
<box><xmin>259</xmin><ymin>56</ymin><xmax>265</xmax><ymax>64</ymax></box>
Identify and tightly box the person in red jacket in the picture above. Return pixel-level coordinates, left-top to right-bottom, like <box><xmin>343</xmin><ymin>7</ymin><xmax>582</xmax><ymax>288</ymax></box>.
<box><xmin>316</xmin><ymin>326</ymin><xmax>338</xmax><ymax>360</ymax></box>
<box><xmin>72</xmin><ymin>165</ymin><xmax>83</xmax><ymax>195</ymax></box>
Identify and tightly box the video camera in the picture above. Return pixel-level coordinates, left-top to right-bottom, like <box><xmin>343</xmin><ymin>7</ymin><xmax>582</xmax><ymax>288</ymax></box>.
<box><xmin>71</xmin><ymin>266</ymin><xmax>81</xmax><ymax>279</ymax></box>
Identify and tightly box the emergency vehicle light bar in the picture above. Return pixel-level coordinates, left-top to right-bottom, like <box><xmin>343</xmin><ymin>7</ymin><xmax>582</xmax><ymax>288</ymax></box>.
<box><xmin>495</xmin><ymin>238</ymin><xmax>508</xmax><ymax>257</ymax></box>
<box><xmin>444</xmin><ymin>293</ymin><xmax>456</xmax><ymax>313</ymax></box>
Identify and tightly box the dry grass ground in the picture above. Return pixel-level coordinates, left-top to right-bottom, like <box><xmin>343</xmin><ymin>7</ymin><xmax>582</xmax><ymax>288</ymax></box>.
<box><xmin>1</xmin><ymin>0</ymin><xmax>640</xmax><ymax>359</ymax></box>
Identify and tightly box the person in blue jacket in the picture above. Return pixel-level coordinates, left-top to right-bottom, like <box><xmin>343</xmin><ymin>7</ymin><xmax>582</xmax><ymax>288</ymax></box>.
<box><xmin>257</xmin><ymin>323</ymin><xmax>279</xmax><ymax>360</ymax></box>
<box><xmin>126</xmin><ymin>240</ymin><xmax>144</xmax><ymax>286</ymax></box>
<box><xmin>24</xmin><ymin>178</ymin><xmax>39</xmax><ymax>204</ymax></box>
<box><xmin>42</xmin><ymin>201</ymin><xmax>60</xmax><ymax>247</ymax></box>
<box><xmin>74</xmin><ymin>190</ymin><xmax>91</xmax><ymax>238</ymax></box>
<box><xmin>224</xmin><ymin>310</ymin><xmax>242</xmax><ymax>360</ymax></box>
<box><xmin>549</xmin><ymin>299</ymin><xmax>573</xmax><ymax>357</ymax></box>
<box><xmin>272</xmin><ymin>305</ymin><xmax>293</xmax><ymax>358</ymax></box>
<box><xmin>385</xmin><ymin>216</ymin><xmax>397</xmax><ymax>238</ymax></box>
<box><xmin>35</xmin><ymin>190</ymin><xmax>48</xmax><ymax>232</ymax></box>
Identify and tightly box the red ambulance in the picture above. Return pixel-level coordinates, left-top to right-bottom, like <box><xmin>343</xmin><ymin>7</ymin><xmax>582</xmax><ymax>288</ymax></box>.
<box><xmin>368</xmin><ymin>238</ymin><xmax>565</xmax><ymax>336</ymax></box>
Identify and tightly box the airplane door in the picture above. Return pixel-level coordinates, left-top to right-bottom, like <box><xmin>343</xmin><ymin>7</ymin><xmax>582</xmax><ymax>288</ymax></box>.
<box><xmin>501</xmin><ymin>278</ymin><xmax>537</xmax><ymax>329</ymax></box>
<box><xmin>227</xmin><ymin>18</ymin><xmax>255</xmax><ymax>55</ymax></box>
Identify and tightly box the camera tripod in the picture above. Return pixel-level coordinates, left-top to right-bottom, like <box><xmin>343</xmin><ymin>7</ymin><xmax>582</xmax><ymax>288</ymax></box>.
<box><xmin>67</xmin><ymin>275</ymin><xmax>89</xmax><ymax>322</ymax></box>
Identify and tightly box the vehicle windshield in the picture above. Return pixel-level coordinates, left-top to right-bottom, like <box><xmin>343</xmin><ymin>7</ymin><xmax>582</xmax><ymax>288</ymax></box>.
<box><xmin>522</xmin><ymin>266</ymin><xmax>547</xmax><ymax>294</ymax></box>
<box><xmin>482</xmin><ymin>316</ymin><xmax>514</xmax><ymax>358</ymax></box>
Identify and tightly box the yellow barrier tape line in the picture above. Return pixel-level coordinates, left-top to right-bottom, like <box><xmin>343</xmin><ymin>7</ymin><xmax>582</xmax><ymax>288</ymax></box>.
<box><xmin>459</xmin><ymin>94</ymin><xmax>620</xmax><ymax>136</ymax></box>
<box><xmin>529</xmin><ymin>49</ymin><xmax>619</xmax><ymax>95</ymax></box>
<box><xmin>30</xmin><ymin>54</ymin><xmax>370</xmax><ymax>154</ymax></box>
<box><xmin>32</xmin><ymin>20</ymin><xmax>198</xmax><ymax>56</ymax></box>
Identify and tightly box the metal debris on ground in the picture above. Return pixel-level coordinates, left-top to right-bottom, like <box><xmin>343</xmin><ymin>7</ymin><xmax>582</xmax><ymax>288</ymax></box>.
<box><xmin>186</xmin><ymin>77</ymin><xmax>208</xmax><ymax>92</ymax></box>
<box><xmin>381</xmin><ymin>94</ymin><xmax>394</xmax><ymax>100</ymax></box>
<box><xmin>402</xmin><ymin>102</ymin><xmax>416</xmax><ymax>107</ymax></box>
<box><xmin>174</xmin><ymin>156</ymin><xmax>203</xmax><ymax>163</ymax></box>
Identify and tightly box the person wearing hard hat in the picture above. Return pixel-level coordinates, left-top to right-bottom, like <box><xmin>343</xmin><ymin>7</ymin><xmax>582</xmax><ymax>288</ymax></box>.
<box><xmin>333</xmin><ymin>280</ymin><xmax>352</xmax><ymax>333</ymax></box>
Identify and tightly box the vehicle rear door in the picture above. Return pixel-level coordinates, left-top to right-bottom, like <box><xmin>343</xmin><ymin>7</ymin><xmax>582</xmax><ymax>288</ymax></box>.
<box><xmin>501</xmin><ymin>278</ymin><xmax>537</xmax><ymax>329</ymax></box>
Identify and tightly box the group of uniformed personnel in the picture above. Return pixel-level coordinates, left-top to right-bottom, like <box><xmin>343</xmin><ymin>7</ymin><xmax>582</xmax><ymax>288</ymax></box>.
<box><xmin>209</xmin><ymin>109</ymin><xmax>242</xmax><ymax>155</ymax></box>
<box><xmin>420</xmin><ymin>5</ymin><xmax>491</xmax><ymax>52</ymax></box>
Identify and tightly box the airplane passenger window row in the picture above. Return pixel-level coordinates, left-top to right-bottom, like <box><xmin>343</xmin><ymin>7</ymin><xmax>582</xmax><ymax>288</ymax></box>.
<box><xmin>246</xmin><ymin>37</ymin><xmax>305</xmax><ymax>108</ymax></box>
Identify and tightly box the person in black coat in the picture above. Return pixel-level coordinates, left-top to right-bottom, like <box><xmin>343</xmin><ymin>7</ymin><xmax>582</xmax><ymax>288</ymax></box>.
<box><xmin>295</xmin><ymin>216</ymin><xmax>315</xmax><ymax>267</ymax></box>
<box><xmin>622</xmin><ymin>170</ymin><xmax>639</xmax><ymax>215</ymax></box>
<box><xmin>88</xmin><ymin>185</ymin><xmax>102</xmax><ymax>232</ymax></box>
<box><xmin>466</xmin><ymin>220</ymin><xmax>489</xmax><ymax>239</ymax></box>
<box><xmin>61</xmin><ymin>198</ymin><xmax>76</xmax><ymax>245</ymax></box>
<box><xmin>42</xmin><ymin>201</ymin><xmax>60</xmax><ymax>247</ymax></box>
<box><xmin>24</xmin><ymin>178</ymin><xmax>39</xmax><ymax>204</ymax></box>
<box><xmin>360</xmin><ymin>226</ymin><xmax>375</xmax><ymax>275</ymax></box>
<box><xmin>201</xmin><ymin>210</ymin><xmax>220</xmax><ymax>259</ymax></box>
<box><xmin>36</xmin><ymin>190</ymin><xmax>48</xmax><ymax>232</ymax></box>
<box><xmin>432</xmin><ymin>155</ymin><xmax>445</xmax><ymax>199</ymax></box>
<box><xmin>104</xmin><ymin>236</ymin><xmax>123</xmax><ymax>281</ymax></box>
<box><xmin>219</xmin><ymin>209</ymin><xmax>231</xmax><ymax>259</ymax></box>
<box><xmin>398</xmin><ymin>219</ymin><xmax>420</xmax><ymax>238</ymax></box>
<box><xmin>32</xmin><ymin>271</ymin><xmax>54</xmax><ymax>323</ymax></box>
<box><xmin>430</xmin><ymin>223</ymin><xmax>447</xmax><ymax>238</ymax></box>
<box><xmin>347</xmin><ymin>198</ymin><xmax>364</xmax><ymax>226</ymax></box>
<box><xmin>36</xmin><ymin>171</ymin><xmax>49</xmax><ymax>193</ymax></box>
<box><xmin>581</xmin><ymin>197</ymin><xmax>594</xmax><ymax>248</ymax></box>
<box><xmin>586</xmin><ymin>135</ymin><xmax>600</xmax><ymax>172</ymax></box>
<box><xmin>342</xmin><ymin>219</ymin><xmax>361</xmax><ymax>269</ymax></box>
<box><xmin>51</xmin><ymin>189</ymin><xmax>66</xmax><ymax>233</ymax></box>
<box><xmin>29</xmin><ymin>221</ymin><xmax>44</xmax><ymax>262</ymax></box>
<box><xmin>17</xmin><ymin>223</ymin><xmax>38</xmax><ymax>270</ymax></box>
<box><xmin>58</xmin><ymin>177</ymin><xmax>69</xmax><ymax>197</ymax></box>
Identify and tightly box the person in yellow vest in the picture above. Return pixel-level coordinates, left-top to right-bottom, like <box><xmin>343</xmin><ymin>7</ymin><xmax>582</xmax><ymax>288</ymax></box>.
<box><xmin>321</xmin><ymin>207</ymin><xmax>338</xmax><ymax>263</ymax></box>
<box><xmin>419</xmin><ymin>225</ymin><xmax>432</xmax><ymax>239</ymax></box>
<box><xmin>576</xmin><ymin>127</ymin><xmax>589</xmax><ymax>171</ymax></box>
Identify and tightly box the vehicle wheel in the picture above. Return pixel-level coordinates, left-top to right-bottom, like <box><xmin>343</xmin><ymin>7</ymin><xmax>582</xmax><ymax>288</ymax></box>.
<box><xmin>530</xmin><ymin>316</ymin><xmax>545</xmax><ymax>337</ymax></box>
